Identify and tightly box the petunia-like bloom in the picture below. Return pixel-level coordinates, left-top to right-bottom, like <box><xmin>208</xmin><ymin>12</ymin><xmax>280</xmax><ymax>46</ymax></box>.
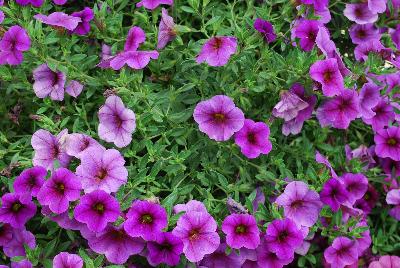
<box><xmin>147</xmin><ymin>232</ymin><xmax>184</xmax><ymax>266</ymax></box>
<box><xmin>317</xmin><ymin>90</ymin><xmax>360</xmax><ymax>129</ymax></box>
<box><xmin>136</xmin><ymin>0</ymin><xmax>173</xmax><ymax>10</ymax></box>
<box><xmin>386</xmin><ymin>189</ymin><xmax>400</xmax><ymax>220</ymax></box>
<box><xmin>0</xmin><ymin>193</ymin><xmax>36</xmax><ymax>228</ymax></box>
<box><xmin>354</xmin><ymin>39</ymin><xmax>386</xmax><ymax>62</ymax></box>
<box><xmin>339</xmin><ymin>173</ymin><xmax>368</xmax><ymax>205</ymax></box>
<box><xmin>3</xmin><ymin>228</ymin><xmax>35</xmax><ymax>258</ymax></box>
<box><xmin>369</xmin><ymin>255</ymin><xmax>400</xmax><ymax>268</ymax></box>
<box><xmin>11</xmin><ymin>259</ymin><xmax>32</xmax><ymax>268</ymax></box>
<box><xmin>0</xmin><ymin>223</ymin><xmax>13</xmax><ymax>246</ymax></box>
<box><xmin>15</xmin><ymin>0</ymin><xmax>43</xmax><ymax>7</ymax></box>
<box><xmin>196</xmin><ymin>36</ymin><xmax>237</xmax><ymax>67</ymax></box>
<box><xmin>368</xmin><ymin>0</ymin><xmax>387</xmax><ymax>14</ymax></box>
<box><xmin>272</xmin><ymin>91</ymin><xmax>308</xmax><ymax>121</ymax></box>
<box><xmin>349</xmin><ymin>24</ymin><xmax>381</xmax><ymax>45</ymax></box>
<box><xmin>109</xmin><ymin>50</ymin><xmax>159</xmax><ymax>70</ymax></box>
<box><xmin>31</xmin><ymin>129</ymin><xmax>71</xmax><ymax>171</ymax></box>
<box><xmin>172</xmin><ymin>211</ymin><xmax>220</xmax><ymax>262</ymax></box>
<box><xmin>374</xmin><ymin>126</ymin><xmax>400</xmax><ymax>161</ymax></box>
<box><xmin>64</xmin><ymin>133</ymin><xmax>104</xmax><ymax>158</ymax></box>
<box><xmin>293</xmin><ymin>19</ymin><xmax>321</xmax><ymax>51</ymax></box>
<box><xmin>65</xmin><ymin>80</ymin><xmax>84</xmax><ymax>98</ymax></box>
<box><xmin>73</xmin><ymin>190</ymin><xmax>120</xmax><ymax>232</ymax></box>
<box><xmin>324</xmin><ymin>236</ymin><xmax>358</xmax><ymax>268</ymax></box>
<box><xmin>264</xmin><ymin>218</ymin><xmax>303</xmax><ymax>259</ymax></box>
<box><xmin>253</xmin><ymin>18</ymin><xmax>276</xmax><ymax>43</ymax></box>
<box><xmin>98</xmin><ymin>95</ymin><xmax>136</xmax><ymax>148</ymax></box>
<box><xmin>199</xmin><ymin>243</ymin><xmax>242</xmax><ymax>268</ymax></box>
<box><xmin>363</xmin><ymin>98</ymin><xmax>395</xmax><ymax>131</ymax></box>
<box><xmin>173</xmin><ymin>200</ymin><xmax>208</xmax><ymax>214</ymax></box>
<box><xmin>124</xmin><ymin>200</ymin><xmax>168</xmax><ymax>241</ymax></box>
<box><xmin>32</xmin><ymin>64</ymin><xmax>67</xmax><ymax>101</ymax></box>
<box><xmin>234</xmin><ymin>119</ymin><xmax>272</xmax><ymax>159</ymax></box>
<box><xmin>0</xmin><ymin>26</ymin><xmax>31</xmax><ymax>66</ymax></box>
<box><xmin>157</xmin><ymin>8</ymin><xmax>176</xmax><ymax>49</ymax></box>
<box><xmin>221</xmin><ymin>213</ymin><xmax>260</xmax><ymax>249</ymax></box>
<box><xmin>359</xmin><ymin>82</ymin><xmax>381</xmax><ymax>120</ymax></box>
<box><xmin>34</xmin><ymin>12</ymin><xmax>81</xmax><ymax>31</ymax></box>
<box><xmin>53</xmin><ymin>252</ymin><xmax>83</xmax><ymax>268</ymax></box>
<box><xmin>275</xmin><ymin>181</ymin><xmax>323</xmax><ymax>227</ymax></box>
<box><xmin>124</xmin><ymin>26</ymin><xmax>146</xmax><ymax>51</ymax></box>
<box><xmin>193</xmin><ymin>95</ymin><xmax>244</xmax><ymax>141</ymax></box>
<box><xmin>256</xmin><ymin>240</ymin><xmax>294</xmax><ymax>268</ymax></box>
<box><xmin>70</xmin><ymin>7</ymin><xmax>94</xmax><ymax>35</ymax></box>
<box><xmin>344</xmin><ymin>3</ymin><xmax>378</xmax><ymax>24</ymax></box>
<box><xmin>309</xmin><ymin>58</ymin><xmax>344</xmax><ymax>96</ymax></box>
<box><xmin>320</xmin><ymin>178</ymin><xmax>349</xmax><ymax>212</ymax></box>
<box><xmin>37</xmin><ymin>168</ymin><xmax>81</xmax><ymax>214</ymax></box>
<box><xmin>13</xmin><ymin>166</ymin><xmax>46</xmax><ymax>197</ymax></box>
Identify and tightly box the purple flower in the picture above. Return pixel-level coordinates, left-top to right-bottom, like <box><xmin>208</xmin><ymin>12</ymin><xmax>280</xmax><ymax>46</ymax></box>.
<box><xmin>309</xmin><ymin>58</ymin><xmax>344</xmax><ymax>97</ymax></box>
<box><xmin>320</xmin><ymin>178</ymin><xmax>349</xmax><ymax>212</ymax></box>
<box><xmin>31</xmin><ymin>129</ymin><xmax>70</xmax><ymax>171</ymax></box>
<box><xmin>0</xmin><ymin>223</ymin><xmax>13</xmax><ymax>246</ymax></box>
<box><xmin>391</xmin><ymin>25</ymin><xmax>400</xmax><ymax>50</ymax></box>
<box><xmin>272</xmin><ymin>91</ymin><xmax>308</xmax><ymax>121</ymax></box>
<box><xmin>196</xmin><ymin>36</ymin><xmax>237</xmax><ymax>67</ymax></box>
<box><xmin>124</xmin><ymin>26</ymin><xmax>146</xmax><ymax>51</ymax></box>
<box><xmin>124</xmin><ymin>200</ymin><xmax>168</xmax><ymax>241</ymax></box>
<box><xmin>110</xmin><ymin>50</ymin><xmax>159</xmax><ymax>70</ymax></box>
<box><xmin>368</xmin><ymin>0</ymin><xmax>387</xmax><ymax>14</ymax></box>
<box><xmin>0</xmin><ymin>26</ymin><xmax>31</xmax><ymax>66</ymax></box>
<box><xmin>199</xmin><ymin>243</ymin><xmax>242</xmax><ymax>268</ymax></box>
<box><xmin>53</xmin><ymin>252</ymin><xmax>83</xmax><ymax>268</ymax></box>
<box><xmin>359</xmin><ymin>82</ymin><xmax>381</xmax><ymax>119</ymax></box>
<box><xmin>369</xmin><ymin>255</ymin><xmax>400</xmax><ymax>268</ymax></box>
<box><xmin>293</xmin><ymin>19</ymin><xmax>321</xmax><ymax>51</ymax></box>
<box><xmin>42</xmin><ymin>206</ymin><xmax>83</xmax><ymax>231</ymax></box>
<box><xmin>173</xmin><ymin>200</ymin><xmax>207</xmax><ymax>214</ymax></box>
<box><xmin>253</xmin><ymin>18</ymin><xmax>276</xmax><ymax>43</ymax></box>
<box><xmin>264</xmin><ymin>218</ymin><xmax>303</xmax><ymax>259</ymax></box>
<box><xmin>349</xmin><ymin>24</ymin><xmax>381</xmax><ymax>45</ymax></box>
<box><xmin>136</xmin><ymin>0</ymin><xmax>173</xmax><ymax>10</ymax></box>
<box><xmin>315</xmin><ymin>150</ymin><xmax>338</xmax><ymax>178</ymax></box>
<box><xmin>275</xmin><ymin>181</ymin><xmax>322</xmax><ymax>228</ymax></box>
<box><xmin>32</xmin><ymin>63</ymin><xmax>66</xmax><ymax>101</ymax></box>
<box><xmin>13</xmin><ymin>166</ymin><xmax>46</xmax><ymax>197</ymax></box>
<box><xmin>70</xmin><ymin>7</ymin><xmax>94</xmax><ymax>35</ymax></box>
<box><xmin>73</xmin><ymin>190</ymin><xmax>120</xmax><ymax>232</ymax></box>
<box><xmin>344</xmin><ymin>3</ymin><xmax>378</xmax><ymax>24</ymax></box>
<box><xmin>11</xmin><ymin>259</ymin><xmax>32</xmax><ymax>268</ymax></box>
<box><xmin>147</xmin><ymin>232</ymin><xmax>183</xmax><ymax>266</ymax></box>
<box><xmin>0</xmin><ymin>193</ymin><xmax>36</xmax><ymax>228</ymax></box>
<box><xmin>353</xmin><ymin>221</ymin><xmax>371</xmax><ymax>255</ymax></box>
<box><xmin>386</xmin><ymin>189</ymin><xmax>400</xmax><ymax>220</ymax></box>
<box><xmin>221</xmin><ymin>213</ymin><xmax>260</xmax><ymax>249</ymax></box>
<box><xmin>76</xmin><ymin>147</ymin><xmax>128</xmax><ymax>193</ymax></box>
<box><xmin>15</xmin><ymin>0</ymin><xmax>43</xmax><ymax>7</ymax></box>
<box><xmin>157</xmin><ymin>8</ymin><xmax>176</xmax><ymax>49</ymax></box>
<box><xmin>374</xmin><ymin>126</ymin><xmax>400</xmax><ymax>161</ymax></box>
<box><xmin>34</xmin><ymin>12</ymin><xmax>81</xmax><ymax>31</ymax></box>
<box><xmin>64</xmin><ymin>133</ymin><xmax>104</xmax><ymax>158</ymax></box>
<box><xmin>3</xmin><ymin>228</ymin><xmax>35</xmax><ymax>257</ymax></box>
<box><xmin>256</xmin><ymin>240</ymin><xmax>294</xmax><ymax>268</ymax></box>
<box><xmin>172</xmin><ymin>211</ymin><xmax>220</xmax><ymax>262</ymax></box>
<box><xmin>97</xmin><ymin>44</ymin><xmax>114</xmax><ymax>68</ymax></box>
<box><xmin>324</xmin><ymin>236</ymin><xmax>358</xmax><ymax>268</ymax></box>
<box><xmin>234</xmin><ymin>119</ymin><xmax>272</xmax><ymax>159</ymax></box>
<box><xmin>98</xmin><ymin>95</ymin><xmax>136</xmax><ymax>148</ymax></box>
<box><xmin>354</xmin><ymin>39</ymin><xmax>386</xmax><ymax>62</ymax></box>
<box><xmin>193</xmin><ymin>95</ymin><xmax>244</xmax><ymax>141</ymax></box>
<box><xmin>339</xmin><ymin>173</ymin><xmax>368</xmax><ymax>205</ymax></box>
<box><xmin>363</xmin><ymin>98</ymin><xmax>395</xmax><ymax>131</ymax></box>
<box><xmin>65</xmin><ymin>80</ymin><xmax>84</xmax><ymax>98</ymax></box>
<box><xmin>37</xmin><ymin>168</ymin><xmax>81</xmax><ymax>214</ymax></box>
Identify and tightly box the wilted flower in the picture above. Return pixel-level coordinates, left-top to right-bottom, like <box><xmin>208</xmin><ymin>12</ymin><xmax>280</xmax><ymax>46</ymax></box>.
<box><xmin>344</xmin><ymin>3</ymin><xmax>378</xmax><ymax>24</ymax></box>
<box><xmin>254</xmin><ymin>18</ymin><xmax>276</xmax><ymax>43</ymax></box>
<box><xmin>173</xmin><ymin>200</ymin><xmax>208</xmax><ymax>214</ymax></box>
<box><xmin>309</xmin><ymin>58</ymin><xmax>344</xmax><ymax>96</ymax></box>
<box><xmin>147</xmin><ymin>232</ymin><xmax>184</xmax><ymax>266</ymax></box>
<box><xmin>136</xmin><ymin>0</ymin><xmax>173</xmax><ymax>10</ymax></box>
<box><xmin>65</xmin><ymin>80</ymin><xmax>84</xmax><ymax>98</ymax></box>
<box><xmin>0</xmin><ymin>193</ymin><xmax>36</xmax><ymax>228</ymax></box>
<box><xmin>53</xmin><ymin>252</ymin><xmax>83</xmax><ymax>268</ymax></box>
<box><xmin>374</xmin><ymin>126</ymin><xmax>400</xmax><ymax>161</ymax></box>
<box><xmin>13</xmin><ymin>166</ymin><xmax>46</xmax><ymax>197</ymax></box>
<box><xmin>11</xmin><ymin>259</ymin><xmax>32</xmax><ymax>268</ymax></box>
<box><xmin>358</xmin><ymin>82</ymin><xmax>381</xmax><ymax>120</ymax></box>
<box><xmin>70</xmin><ymin>7</ymin><xmax>94</xmax><ymax>35</ymax></box>
<box><xmin>34</xmin><ymin>12</ymin><xmax>82</xmax><ymax>31</ymax></box>
<box><xmin>0</xmin><ymin>26</ymin><xmax>31</xmax><ymax>66</ymax></box>
<box><xmin>221</xmin><ymin>213</ymin><xmax>260</xmax><ymax>249</ymax></box>
<box><xmin>157</xmin><ymin>8</ymin><xmax>176</xmax><ymax>49</ymax></box>
<box><xmin>32</xmin><ymin>64</ymin><xmax>67</xmax><ymax>101</ymax></box>
<box><xmin>324</xmin><ymin>236</ymin><xmax>358</xmax><ymax>268</ymax></box>
<box><xmin>272</xmin><ymin>91</ymin><xmax>308</xmax><ymax>121</ymax></box>
<box><xmin>196</xmin><ymin>36</ymin><xmax>237</xmax><ymax>67</ymax></box>
<box><xmin>110</xmin><ymin>50</ymin><xmax>159</xmax><ymax>70</ymax></box>
<box><xmin>2</xmin><ymin>228</ymin><xmax>35</xmax><ymax>257</ymax></box>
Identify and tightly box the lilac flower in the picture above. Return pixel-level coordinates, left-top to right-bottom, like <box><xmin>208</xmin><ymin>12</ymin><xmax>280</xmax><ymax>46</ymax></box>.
<box><xmin>386</xmin><ymin>189</ymin><xmax>400</xmax><ymax>220</ymax></box>
<box><xmin>15</xmin><ymin>0</ymin><xmax>43</xmax><ymax>7</ymax></box>
<box><xmin>344</xmin><ymin>3</ymin><xmax>378</xmax><ymax>24</ymax></box>
<box><xmin>37</xmin><ymin>168</ymin><xmax>81</xmax><ymax>214</ymax></box>
<box><xmin>309</xmin><ymin>58</ymin><xmax>344</xmax><ymax>96</ymax></box>
<box><xmin>73</xmin><ymin>190</ymin><xmax>120</xmax><ymax>232</ymax></box>
<box><xmin>349</xmin><ymin>24</ymin><xmax>381</xmax><ymax>45</ymax></box>
<box><xmin>65</xmin><ymin>80</ymin><xmax>84</xmax><ymax>98</ymax></box>
<box><xmin>157</xmin><ymin>8</ymin><xmax>176</xmax><ymax>49</ymax></box>
<box><xmin>199</xmin><ymin>243</ymin><xmax>242</xmax><ymax>268</ymax></box>
<box><xmin>324</xmin><ymin>236</ymin><xmax>358</xmax><ymax>268</ymax></box>
<box><xmin>320</xmin><ymin>178</ymin><xmax>349</xmax><ymax>212</ymax></box>
<box><xmin>374</xmin><ymin>126</ymin><xmax>400</xmax><ymax>161</ymax></box>
<box><xmin>64</xmin><ymin>133</ymin><xmax>104</xmax><ymax>158</ymax></box>
<box><xmin>97</xmin><ymin>44</ymin><xmax>113</xmax><ymax>68</ymax></box>
<box><xmin>70</xmin><ymin>7</ymin><xmax>94</xmax><ymax>35</ymax></box>
<box><xmin>193</xmin><ymin>95</ymin><xmax>244</xmax><ymax>141</ymax></box>
<box><xmin>234</xmin><ymin>119</ymin><xmax>272</xmax><ymax>159</ymax></box>
<box><xmin>0</xmin><ymin>223</ymin><xmax>13</xmax><ymax>246</ymax></box>
<box><xmin>34</xmin><ymin>12</ymin><xmax>81</xmax><ymax>31</ymax></box>
<box><xmin>172</xmin><ymin>211</ymin><xmax>220</xmax><ymax>262</ymax></box>
<box><xmin>32</xmin><ymin>64</ymin><xmax>67</xmax><ymax>101</ymax></box>
<box><xmin>53</xmin><ymin>252</ymin><xmax>83</xmax><ymax>268</ymax></box>
<box><xmin>354</xmin><ymin>40</ymin><xmax>385</xmax><ymax>62</ymax></box>
<box><xmin>124</xmin><ymin>200</ymin><xmax>168</xmax><ymax>241</ymax></box>
<box><xmin>31</xmin><ymin>129</ymin><xmax>70</xmax><ymax>171</ymax></box>
<box><xmin>339</xmin><ymin>173</ymin><xmax>369</xmax><ymax>205</ymax></box>
<box><xmin>98</xmin><ymin>96</ymin><xmax>136</xmax><ymax>147</ymax></box>
<box><xmin>275</xmin><ymin>181</ymin><xmax>322</xmax><ymax>227</ymax></box>
<box><xmin>196</xmin><ymin>36</ymin><xmax>237</xmax><ymax>67</ymax></box>
<box><xmin>221</xmin><ymin>213</ymin><xmax>260</xmax><ymax>249</ymax></box>
<box><xmin>369</xmin><ymin>255</ymin><xmax>400</xmax><ymax>268</ymax></box>
<box><xmin>0</xmin><ymin>26</ymin><xmax>31</xmax><ymax>66</ymax></box>
<box><xmin>173</xmin><ymin>200</ymin><xmax>207</xmax><ymax>214</ymax></box>
<box><xmin>256</xmin><ymin>240</ymin><xmax>294</xmax><ymax>268</ymax></box>
<box><xmin>13</xmin><ymin>166</ymin><xmax>46</xmax><ymax>197</ymax></box>
<box><xmin>110</xmin><ymin>50</ymin><xmax>159</xmax><ymax>70</ymax></box>
<box><xmin>254</xmin><ymin>18</ymin><xmax>276</xmax><ymax>43</ymax></box>
<box><xmin>359</xmin><ymin>82</ymin><xmax>381</xmax><ymax>119</ymax></box>
<box><xmin>124</xmin><ymin>26</ymin><xmax>146</xmax><ymax>51</ymax></box>
<box><xmin>136</xmin><ymin>0</ymin><xmax>173</xmax><ymax>10</ymax></box>
<box><xmin>363</xmin><ymin>98</ymin><xmax>395</xmax><ymax>131</ymax></box>
<box><xmin>147</xmin><ymin>232</ymin><xmax>184</xmax><ymax>266</ymax></box>
<box><xmin>315</xmin><ymin>150</ymin><xmax>338</xmax><ymax>178</ymax></box>
<box><xmin>226</xmin><ymin>197</ymin><xmax>248</xmax><ymax>214</ymax></box>
<box><xmin>272</xmin><ymin>91</ymin><xmax>308</xmax><ymax>121</ymax></box>
<box><xmin>3</xmin><ymin>228</ymin><xmax>35</xmax><ymax>257</ymax></box>
<box><xmin>368</xmin><ymin>0</ymin><xmax>387</xmax><ymax>14</ymax></box>
<box><xmin>293</xmin><ymin>19</ymin><xmax>321</xmax><ymax>51</ymax></box>
<box><xmin>11</xmin><ymin>259</ymin><xmax>32</xmax><ymax>268</ymax></box>
<box><xmin>0</xmin><ymin>193</ymin><xmax>36</xmax><ymax>228</ymax></box>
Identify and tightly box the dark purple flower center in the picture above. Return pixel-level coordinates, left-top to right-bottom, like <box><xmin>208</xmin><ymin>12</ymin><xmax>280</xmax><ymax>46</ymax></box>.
<box><xmin>212</xmin><ymin>38</ymin><xmax>222</xmax><ymax>50</ymax></box>
<box><xmin>114</xmin><ymin>115</ymin><xmax>124</xmax><ymax>128</ymax></box>
<box><xmin>55</xmin><ymin>182</ymin><xmax>65</xmax><ymax>194</ymax></box>
<box><xmin>11</xmin><ymin>202</ymin><xmax>23</xmax><ymax>212</ymax></box>
<box><xmin>93</xmin><ymin>202</ymin><xmax>105</xmax><ymax>213</ymax></box>
<box><xmin>51</xmin><ymin>71</ymin><xmax>63</xmax><ymax>87</ymax></box>
<box><xmin>277</xmin><ymin>230</ymin><xmax>289</xmax><ymax>242</ymax></box>
<box><xmin>387</xmin><ymin>138</ymin><xmax>398</xmax><ymax>146</ymax></box>
<box><xmin>80</xmin><ymin>139</ymin><xmax>91</xmax><ymax>151</ymax></box>
<box><xmin>308</xmin><ymin>31</ymin><xmax>316</xmax><ymax>41</ymax></box>
<box><xmin>346</xmin><ymin>183</ymin><xmax>357</xmax><ymax>193</ymax></box>
<box><xmin>357</xmin><ymin>29</ymin><xmax>366</xmax><ymax>38</ymax></box>
<box><xmin>323</xmin><ymin>70</ymin><xmax>333</xmax><ymax>82</ymax></box>
<box><xmin>28</xmin><ymin>175</ymin><xmax>37</xmax><ymax>187</ymax></box>
<box><xmin>96</xmin><ymin>168</ymin><xmax>108</xmax><ymax>181</ymax></box>
<box><xmin>247</xmin><ymin>132</ymin><xmax>257</xmax><ymax>144</ymax></box>
<box><xmin>338</xmin><ymin>100</ymin><xmax>351</xmax><ymax>111</ymax></box>
<box><xmin>290</xmin><ymin>200</ymin><xmax>304</xmax><ymax>209</ymax></box>
<box><xmin>140</xmin><ymin>214</ymin><xmax>153</xmax><ymax>224</ymax></box>
<box><xmin>189</xmin><ymin>229</ymin><xmax>200</xmax><ymax>241</ymax></box>
<box><xmin>111</xmin><ymin>229</ymin><xmax>125</xmax><ymax>240</ymax></box>
<box><xmin>52</xmin><ymin>145</ymin><xmax>61</xmax><ymax>158</ymax></box>
<box><xmin>354</xmin><ymin>7</ymin><xmax>363</xmax><ymax>18</ymax></box>
<box><xmin>158</xmin><ymin>242</ymin><xmax>173</xmax><ymax>251</ymax></box>
<box><xmin>364</xmin><ymin>192</ymin><xmax>370</xmax><ymax>200</ymax></box>
<box><xmin>235</xmin><ymin>224</ymin><xmax>247</xmax><ymax>234</ymax></box>
<box><xmin>213</xmin><ymin>113</ymin><xmax>226</xmax><ymax>123</ymax></box>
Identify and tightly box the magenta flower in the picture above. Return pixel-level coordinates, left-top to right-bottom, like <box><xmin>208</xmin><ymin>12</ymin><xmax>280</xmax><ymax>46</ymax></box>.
<box><xmin>172</xmin><ymin>211</ymin><xmax>220</xmax><ymax>262</ymax></box>
<box><xmin>15</xmin><ymin>0</ymin><xmax>43</xmax><ymax>7</ymax></box>
<box><xmin>124</xmin><ymin>200</ymin><xmax>168</xmax><ymax>241</ymax></box>
<box><xmin>65</xmin><ymin>80</ymin><xmax>84</xmax><ymax>98</ymax></box>
<box><xmin>64</xmin><ymin>133</ymin><xmax>104</xmax><ymax>158</ymax></box>
<box><xmin>324</xmin><ymin>236</ymin><xmax>358</xmax><ymax>268</ymax></box>
<box><xmin>34</xmin><ymin>12</ymin><xmax>81</xmax><ymax>31</ymax></box>
<box><xmin>33</xmin><ymin>63</ymin><xmax>67</xmax><ymax>101</ymax></box>
<box><xmin>359</xmin><ymin>82</ymin><xmax>381</xmax><ymax>120</ymax></box>
<box><xmin>110</xmin><ymin>50</ymin><xmax>159</xmax><ymax>70</ymax></box>
<box><xmin>70</xmin><ymin>7</ymin><xmax>94</xmax><ymax>35</ymax></box>
<box><xmin>374</xmin><ymin>126</ymin><xmax>400</xmax><ymax>161</ymax></box>
<box><xmin>37</xmin><ymin>168</ymin><xmax>81</xmax><ymax>214</ymax></box>
<box><xmin>272</xmin><ymin>91</ymin><xmax>309</xmax><ymax>121</ymax></box>
<box><xmin>339</xmin><ymin>173</ymin><xmax>368</xmax><ymax>205</ymax></box>
<box><xmin>13</xmin><ymin>166</ymin><xmax>46</xmax><ymax>197</ymax></box>
<box><xmin>275</xmin><ymin>181</ymin><xmax>322</xmax><ymax>227</ymax></box>
<box><xmin>147</xmin><ymin>232</ymin><xmax>183</xmax><ymax>266</ymax></box>
<box><xmin>199</xmin><ymin>243</ymin><xmax>242</xmax><ymax>268</ymax></box>
<box><xmin>386</xmin><ymin>189</ymin><xmax>400</xmax><ymax>220</ymax></box>
<box><xmin>320</xmin><ymin>178</ymin><xmax>349</xmax><ymax>212</ymax></box>
<box><xmin>11</xmin><ymin>259</ymin><xmax>32</xmax><ymax>268</ymax></box>
<box><xmin>221</xmin><ymin>213</ymin><xmax>260</xmax><ymax>249</ymax></box>
<box><xmin>293</xmin><ymin>19</ymin><xmax>321</xmax><ymax>51</ymax></box>
<box><xmin>309</xmin><ymin>58</ymin><xmax>344</xmax><ymax>97</ymax></box>
<box><xmin>256</xmin><ymin>240</ymin><xmax>294</xmax><ymax>268</ymax></box>
<box><xmin>3</xmin><ymin>228</ymin><xmax>35</xmax><ymax>258</ymax></box>
<box><xmin>98</xmin><ymin>95</ymin><xmax>136</xmax><ymax>148</ymax></box>
<box><xmin>354</xmin><ymin>39</ymin><xmax>386</xmax><ymax>62</ymax></box>
<box><xmin>369</xmin><ymin>256</ymin><xmax>400</xmax><ymax>268</ymax></box>
<box><xmin>157</xmin><ymin>8</ymin><xmax>176</xmax><ymax>49</ymax></box>
<box><xmin>97</xmin><ymin>44</ymin><xmax>113</xmax><ymax>68</ymax></box>
<box><xmin>349</xmin><ymin>24</ymin><xmax>381</xmax><ymax>45</ymax></box>
<box><xmin>193</xmin><ymin>95</ymin><xmax>244</xmax><ymax>141</ymax></box>
<box><xmin>173</xmin><ymin>200</ymin><xmax>207</xmax><ymax>214</ymax></box>
<box><xmin>136</xmin><ymin>0</ymin><xmax>173</xmax><ymax>10</ymax></box>
<box><xmin>53</xmin><ymin>0</ymin><xmax>67</xmax><ymax>4</ymax></box>
<box><xmin>73</xmin><ymin>190</ymin><xmax>120</xmax><ymax>232</ymax></box>
<box><xmin>0</xmin><ymin>26</ymin><xmax>31</xmax><ymax>66</ymax></box>
<box><xmin>363</xmin><ymin>98</ymin><xmax>395</xmax><ymax>131</ymax></box>
<box><xmin>31</xmin><ymin>129</ymin><xmax>70</xmax><ymax>171</ymax></box>
<box><xmin>0</xmin><ymin>193</ymin><xmax>36</xmax><ymax>228</ymax></box>
<box><xmin>53</xmin><ymin>252</ymin><xmax>83</xmax><ymax>268</ymax></box>
<box><xmin>254</xmin><ymin>18</ymin><xmax>276</xmax><ymax>43</ymax></box>
<box><xmin>124</xmin><ymin>26</ymin><xmax>146</xmax><ymax>51</ymax></box>
<box><xmin>0</xmin><ymin>223</ymin><xmax>13</xmax><ymax>246</ymax></box>
<box><xmin>196</xmin><ymin>36</ymin><xmax>237</xmax><ymax>67</ymax></box>
<box><xmin>344</xmin><ymin>3</ymin><xmax>378</xmax><ymax>24</ymax></box>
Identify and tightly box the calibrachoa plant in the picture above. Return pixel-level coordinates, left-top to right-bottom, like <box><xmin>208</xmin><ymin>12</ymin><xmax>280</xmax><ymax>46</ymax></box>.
<box><xmin>0</xmin><ymin>0</ymin><xmax>400</xmax><ymax>267</ymax></box>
